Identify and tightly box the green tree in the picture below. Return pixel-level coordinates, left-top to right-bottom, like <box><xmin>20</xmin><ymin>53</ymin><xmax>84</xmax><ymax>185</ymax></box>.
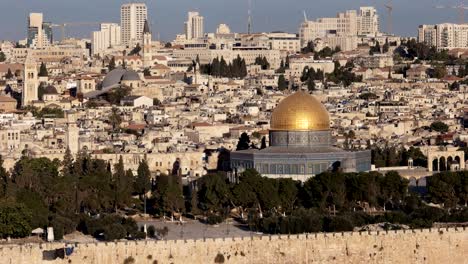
<box><xmin>260</xmin><ymin>136</ymin><xmax>267</xmax><ymax>149</ymax></box>
<box><xmin>105</xmin><ymin>85</ymin><xmax>132</xmax><ymax>105</ymax></box>
<box><xmin>5</xmin><ymin>68</ymin><xmax>13</xmax><ymax>79</ymax></box>
<box><xmin>108</xmin><ymin>57</ymin><xmax>116</xmax><ymax>71</ymax></box>
<box><xmin>370</xmin><ymin>41</ymin><xmax>381</xmax><ymax>54</ymax></box>
<box><xmin>307</xmin><ymin>78</ymin><xmax>316</xmax><ymax>91</ymax></box>
<box><xmin>153</xmin><ymin>175</ymin><xmax>184</xmax><ymax>217</ymax></box>
<box><xmin>38</xmin><ymin>62</ymin><xmax>48</xmax><ymax>77</ymax></box>
<box><xmin>15</xmin><ymin>189</ymin><xmax>49</xmax><ymax>229</ymax></box>
<box><xmin>383</xmin><ymin>39</ymin><xmax>390</xmax><ymax>53</ymax></box>
<box><xmin>236</xmin><ymin>132</ymin><xmax>251</xmax><ymax>151</ymax></box>
<box><xmin>231</xmin><ymin>169</ymin><xmax>280</xmax><ymax>213</ymax></box>
<box><xmin>0</xmin><ymin>202</ymin><xmax>32</xmax><ymax>239</ymax></box>
<box><xmin>198</xmin><ymin>173</ymin><xmax>231</xmax><ymax>212</ymax></box>
<box><xmin>128</xmin><ymin>43</ymin><xmax>141</xmax><ymax>56</ymax></box>
<box><xmin>109</xmin><ymin>107</ymin><xmax>122</xmax><ymax>132</ymax></box>
<box><xmin>380</xmin><ymin>171</ymin><xmax>408</xmax><ymax>210</ymax></box>
<box><xmin>430</xmin><ymin>121</ymin><xmax>449</xmax><ymax>133</ymax></box>
<box><xmin>427</xmin><ymin>172</ymin><xmax>461</xmax><ymax>208</ymax></box>
<box><xmin>0</xmin><ymin>156</ymin><xmax>9</xmax><ymax>198</ymax></box>
<box><xmin>277</xmin><ymin>59</ymin><xmax>286</xmax><ymax>73</ymax></box>
<box><xmin>432</xmin><ymin>65</ymin><xmax>447</xmax><ymax>79</ymax></box>
<box><xmin>255</xmin><ymin>56</ymin><xmax>270</xmax><ymax>70</ymax></box>
<box><xmin>112</xmin><ymin>156</ymin><xmax>133</xmax><ymax>209</ymax></box>
<box><xmin>0</xmin><ymin>51</ymin><xmax>6</xmax><ymax>62</ymax></box>
<box><xmin>143</xmin><ymin>68</ymin><xmax>151</xmax><ymax>76</ymax></box>
<box><xmin>450</xmin><ymin>81</ymin><xmax>460</xmax><ymax>91</ymax></box>
<box><xmin>301</xmin><ymin>41</ymin><xmax>315</xmax><ymax>54</ymax></box>
<box><xmin>359</xmin><ymin>93</ymin><xmax>378</xmax><ymax>100</ymax></box>
<box><xmin>277</xmin><ymin>178</ymin><xmax>298</xmax><ymax>213</ymax></box>
<box><xmin>135</xmin><ymin>160</ymin><xmax>151</xmax><ymax>197</ymax></box>
<box><xmin>303</xmin><ymin>172</ymin><xmax>346</xmax><ymax>210</ymax></box>
<box><xmin>61</xmin><ymin>148</ymin><xmax>74</xmax><ymax>177</ymax></box>
<box><xmin>278</xmin><ymin>74</ymin><xmax>287</xmax><ymax>90</ymax></box>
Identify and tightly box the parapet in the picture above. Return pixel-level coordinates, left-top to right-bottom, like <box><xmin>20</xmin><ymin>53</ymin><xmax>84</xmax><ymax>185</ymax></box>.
<box><xmin>0</xmin><ymin>227</ymin><xmax>466</xmax><ymax>253</ymax></box>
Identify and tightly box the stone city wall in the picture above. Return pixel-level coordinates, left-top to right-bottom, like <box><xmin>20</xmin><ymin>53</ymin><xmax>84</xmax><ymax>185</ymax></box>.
<box><xmin>0</xmin><ymin>227</ymin><xmax>467</xmax><ymax>264</ymax></box>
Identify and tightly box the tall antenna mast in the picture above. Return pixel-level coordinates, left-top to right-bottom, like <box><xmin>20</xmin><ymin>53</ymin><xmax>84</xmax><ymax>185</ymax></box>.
<box><xmin>248</xmin><ymin>0</ymin><xmax>253</xmax><ymax>34</ymax></box>
<box><xmin>303</xmin><ymin>10</ymin><xmax>308</xmax><ymax>22</ymax></box>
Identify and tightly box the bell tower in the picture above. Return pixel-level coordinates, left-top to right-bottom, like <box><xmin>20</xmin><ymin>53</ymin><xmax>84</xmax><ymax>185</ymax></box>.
<box><xmin>142</xmin><ymin>20</ymin><xmax>153</xmax><ymax>68</ymax></box>
<box><xmin>22</xmin><ymin>56</ymin><xmax>39</xmax><ymax>106</ymax></box>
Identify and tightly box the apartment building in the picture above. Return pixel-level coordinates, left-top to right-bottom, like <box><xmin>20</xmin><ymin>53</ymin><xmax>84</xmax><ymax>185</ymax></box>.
<box><xmin>418</xmin><ymin>23</ymin><xmax>468</xmax><ymax>49</ymax></box>
<box><xmin>121</xmin><ymin>3</ymin><xmax>148</xmax><ymax>46</ymax></box>
<box><xmin>92</xmin><ymin>23</ymin><xmax>121</xmax><ymax>56</ymax></box>
<box><xmin>185</xmin><ymin>11</ymin><xmax>204</xmax><ymax>40</ymax></box>
<box><xmin>299</xmin><ymin>7</ymin><xmax>380</xmax><ymax>47</ymax></box>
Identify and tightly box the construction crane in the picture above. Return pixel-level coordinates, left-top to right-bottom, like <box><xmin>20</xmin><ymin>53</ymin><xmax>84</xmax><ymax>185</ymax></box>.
<box><xmin>384</xmin><ymin>0</ymin><xmax>393</xmax><ymax>34</ymax></box>
<box><xmin>434</xmin><ymin>3</ymin><xmax>468</xmax><ymax>24</ymax></box>
<box><xmin>50</xmin><ymin>22</ymin><xmax>100</xmax><ymax>41</ymax></box>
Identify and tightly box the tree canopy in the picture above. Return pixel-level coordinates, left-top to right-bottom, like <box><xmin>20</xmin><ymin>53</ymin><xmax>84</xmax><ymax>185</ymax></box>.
<box><xmin>430</xmin><ymin>121</ymin><xmax>449</xmax><ymax>133</ymax></box>
<box><xmin>200</xmin><ymin>56</ymin><xmax>247</xmax><ymax>78</ymax></box>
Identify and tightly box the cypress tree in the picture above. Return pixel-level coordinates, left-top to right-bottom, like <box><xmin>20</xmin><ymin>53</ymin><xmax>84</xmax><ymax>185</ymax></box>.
<box><xmin>220</xmin><ymin>57</ymin><xmax>228</xmax><ymax>77</ymax></box>
<box><xmin>5</xmin><ymin>68</ymin><xmax>13</xmax><ymax>79</ymax></box>
<box><xmin>38</xmin><ymin>62</ymin><xmax>48</xmax><ymax>77</ymax></box>
<box><xmin>108</xmin><ymin>57</ymin><xmax>116</xmax><ymax>71</ymax></box>
<box><xmin>278</xmin><ymin>74</ymin><xmax>287</xmax><ymax>90</ymax></box>
<box><xmin>260</xmin><ymin>137</ymin><xmax>267</xmax><ymax>149</ymax></box>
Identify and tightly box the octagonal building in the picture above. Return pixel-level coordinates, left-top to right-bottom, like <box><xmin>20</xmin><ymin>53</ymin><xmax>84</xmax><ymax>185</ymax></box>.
<box><xmin>230</xmin><ymin>91</ymin><xmax>371</xmax><ymax>181</ymax></box>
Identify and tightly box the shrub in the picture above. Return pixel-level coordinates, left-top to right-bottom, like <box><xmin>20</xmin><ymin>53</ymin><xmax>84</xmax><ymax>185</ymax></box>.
<box><xmin>50</xmin><ymin>215</ymin><xmax>76</xmax><ymax>240</ymax></box>
<box><xmin>122</xmin><ymin>217</ymin><xmax>139</xmax><ymax>237</ymax></box>
<box><xmin>324</xmin><ymin>216</ymin><xmax>354</xmax><ymax>232</ymax></box>
<box><xmin>214</xmin><ymin>253</ymin><xmax>225</xmax><ymax>263</ymax></box>
<box><xmin>156</xmin><ymin>226</ymin><xmax>169</xmax><ymax>237</ymax></box>
<box><xmin>147</xmin><ymin>225</ymin><xmax>156</xmax><ymax>238</ymax></box>
<box><xmin>123</xmin><ymin>256</ymin><xmax>135</xmax><ymax>264</ymax></box>
<box><xmin>206</xmin><ymin>214</ymin><xmax>224</xmax><ymax>225</ymax></box>
<box><xmin>103</xmin><ymin>223</ymin><xmax>126</xmax><ymax>241</ymax></box>
<box><xmin>134</xmin><ymin>231</ymin><xmax>146</xmax><ymax>240</ymax></box>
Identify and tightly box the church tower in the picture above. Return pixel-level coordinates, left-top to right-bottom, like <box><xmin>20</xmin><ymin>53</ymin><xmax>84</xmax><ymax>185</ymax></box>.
<box><xmin>142</xmin><ymin>20</ymin><xmax>153</xmax><ymax>68</ymax></box>
<box><xmin>22</xmin><ymin>56</ymin><xmax>39</xmax><ymax>106</ymax></box>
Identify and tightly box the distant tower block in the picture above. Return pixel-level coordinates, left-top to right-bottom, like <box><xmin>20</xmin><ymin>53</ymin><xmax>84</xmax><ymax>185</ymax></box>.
<box><xmin>22</xmin><ymin>56</ymin><xmax>39</xmax><ymax>107</ymax></box>
<box><xmin>65</xmin><ymin>111</ymin><xmax>79</xmax><ymax>154</ymax></box>
<box><xmin>142</xmin><ymin>20</ymin><xmax>153</xmax><ymax>68</ymax></box>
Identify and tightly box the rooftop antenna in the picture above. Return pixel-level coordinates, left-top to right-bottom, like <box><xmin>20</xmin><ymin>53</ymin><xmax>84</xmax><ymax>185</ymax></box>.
<box><xmin>248</xmin><ymin>0</ymin><xmax>253</xmax><ymax>34</ymax></box>
<box><xmin>303</xmin><ymin>10</ymin><xmax>308</xmax><ymax>22</ymax></box>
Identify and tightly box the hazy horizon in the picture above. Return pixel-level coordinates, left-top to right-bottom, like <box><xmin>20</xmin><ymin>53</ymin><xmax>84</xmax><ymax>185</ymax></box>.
<box><xmin>0</xmin><ymin>0</ymin><xmax>463</xmax><ymax>42</ymax></box>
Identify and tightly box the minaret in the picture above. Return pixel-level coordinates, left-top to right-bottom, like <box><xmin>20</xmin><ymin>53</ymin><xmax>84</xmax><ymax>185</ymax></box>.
<box><xmin>142</xmin><ymin>20</ymin><xmax>153</xmax><ymax>68</ymax></box>
<box><xmin>65</xmin><ymin>111</ymin><xmax>79</xmax><ymax>155</ymax></box>
<box><xmin>22</xmin><ymin>56</ymin><xmax>39</xmax><ymax>107</ymax></box>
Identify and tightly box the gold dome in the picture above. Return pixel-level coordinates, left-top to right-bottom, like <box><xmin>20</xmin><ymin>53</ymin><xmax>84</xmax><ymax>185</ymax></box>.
<box><xmin>270</xmin><ymin>91</ymin><xmax>330</xmax><ymax>131</ymax></box>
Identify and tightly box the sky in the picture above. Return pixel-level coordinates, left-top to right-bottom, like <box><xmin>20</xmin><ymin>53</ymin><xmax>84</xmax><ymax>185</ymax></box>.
<box><xmin>0</xmin><ymin>0</ymin><xmax>463</xmax><ymax>41</ymax></box>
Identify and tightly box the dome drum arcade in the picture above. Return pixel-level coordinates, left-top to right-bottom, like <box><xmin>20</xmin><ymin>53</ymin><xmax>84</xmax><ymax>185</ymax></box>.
<box><xmin>230</xmin><ymin>91</ymin><xmax>371</xmax><ymax>182</ymax></box>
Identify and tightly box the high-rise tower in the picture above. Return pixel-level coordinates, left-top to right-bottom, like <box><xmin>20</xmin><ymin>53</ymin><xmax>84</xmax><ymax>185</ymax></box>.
<box><xmin>121</xmin><ymin>3</ymin><xmax>148</xmax><ymax>46</ymax></box>
<box><xmin>185</xmin><ymin>11</ymin><xmax>204</xmax><ymax>40</ymax></box>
